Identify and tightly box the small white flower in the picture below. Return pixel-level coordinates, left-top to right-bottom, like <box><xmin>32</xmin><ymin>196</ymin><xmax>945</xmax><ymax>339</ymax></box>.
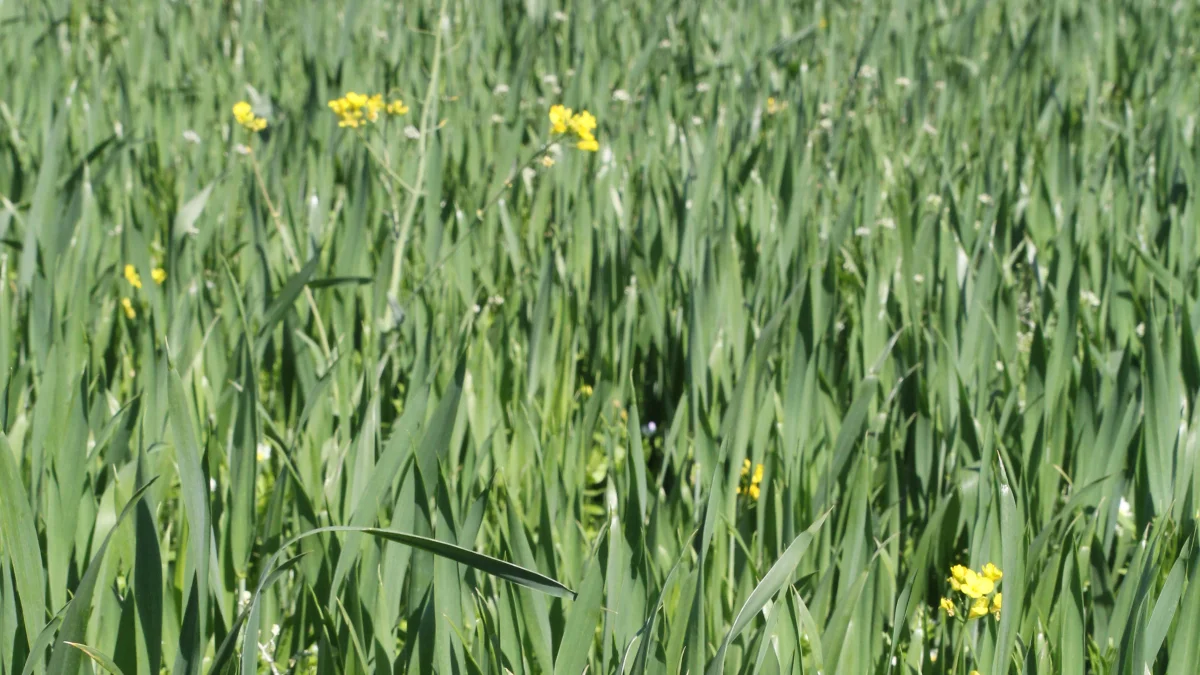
<box><xmin>855</xmin><ymin>226</ymin><xmax>871</xmax><ymax>237</ymax></box>
<box><xmin>309</xmin><ymin>193</ymin><xmax>319</xmax><ymax>209</ymax></box>
<box><xmin>183</xmin><ymin>130</ymin><xmax>201</xmax><ymax>144</ymax></box>
<box><xmin>659</xmin><ymin>39</ymin><xmax>671</xmax><ymax>48</ymax></box>
<box><xmin>209</xmin><ymin>478</ymin><xmax>218</xmax><ymax>492</ymax></box>
<box><xmin>926</xmin><ymin>194</ymin><xmax>943</xmax><ymax>207</ymax></box>
<box><xmin>1080</xmin><ymin>290</ymin><xmax>1101</xmax><ymax>307</ymax></box>
<box><xmin>113</xmin><ymin>121</ymin><xmax>124</xmax><ymax>138</ymax></box>
<box><xmin>691</xmin><ymin>116</ymin><xmax>703</xmax><ymax>126</ymax></box>
<box><xmin>1136</xmin><ymin>323</ymin><xmax>1146</xmax><ymax>337</ymax></box>
<box><xmin>490</xmin><ymin>114</ymin><xmax>504</xmax><ymax>124</ymax></box>
<box><xmin>404</xmin><ymin>125</ymin><xmax>420</xmax><ymax>139</ymax></box>
<box><xmin>913</xmin><ymin>273</ymin><xmax>925</xmax><ymax>284</ymax></box>
<box><xmin>493</xmin><ymin>83</ymin><xmax>509</xmax><ymax>95</ymax></box>
<box><xmin>894</xmin><ymin>76</ymin><xmax>912</xmax><ymax>88</ymax></box>
<box><xmin>235</xmin><ymin>144</ymin><xmax>252</xmax><ymax>155</ymax></box>
<box><xmin>271</xmin><ymin>624</ymin><xmax>281</xmax><ymax>637</ymax></box>
<box><xmin>819</xmin><ymin>118</ymin><xmax>833</xmax><ymax>130</ymax></box>
<box><xmin>612</xmin><ymin>89</ymin><xmax>631</xmax><ymax>102</ymax></box>
<box><xmin>696</xmin><ymin>82</ymin><xmax>711</xmax><ymax>93</ymax></box>
<box><xmin>978</xmin><ymin>193</ymin><xmax>993</xmax><ymax>205</ymax></box>
<box><xmin>922</xmin><ymin>122</ymin><xmax>938</xmax><ymax>136</ymax></box>
<box><xmin>256</xmin><ymin>442</ymin><xmax>272</xmax><ymax>462</ymax></box>
<box><xmin>859</xmin><ymin>65</ymin><xmax>877</xmax><ymax>79</ymax></box>
<box><xmin>553</xmin><ymin>10</ymin><xmax>568</xmax><ymax>21</ymax></box>
<box><xmin>472</xmin><ymin>304</ymin><xmax>482</xmax><ymax>314</ymax></box>
<box><xmin>542</xmin><ymin>74</ymin><xmax>559</xmax><ymax>87</ymax></box>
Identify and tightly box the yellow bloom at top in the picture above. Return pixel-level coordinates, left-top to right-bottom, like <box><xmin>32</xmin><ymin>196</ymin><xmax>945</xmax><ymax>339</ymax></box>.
<box><xmin>736</xmin><ymin>458</ymin><xmax>765</xmax><ymax>501</ymax></box>
<box><xmin>568</xmin><ymin>110</ymin><xmax>596</xmax><ymax>137</ymax></box>
<box><xmin>959</xmin><ymin>569</ymin><xmax>995</xmax><ymax>599</ymax></box>
<box><xmin>981</xmin><ymin>562</ymin><xmax>1003</xmax><ymax>582</ymax></box>
<box><xmin>329</xmin><ymin>91</ymin><xmax>405</xmax><ymax>128</ymax></box>
<box><xmin>549</xmin><ymin>104</ymin><xmax>600</xmax><ymax>152</ymax></box>
<box><xmin>549</xmin><ymin>105</ymin><xmax>573</xmax><ymax>134</ymax></box>
<box><xmin>151</xmin><ymin>268</ymin><xmax>167</xmax><ymax>284</ymax></box>
<box><xmin>232</xmin><ymin>101</ymin><xmax>267</xmax><ymax>132</ymax></box>
<box><xmin>124</xmin><ymin>264</ymin><xmax>143</xmax><ymax>289</ymax></box>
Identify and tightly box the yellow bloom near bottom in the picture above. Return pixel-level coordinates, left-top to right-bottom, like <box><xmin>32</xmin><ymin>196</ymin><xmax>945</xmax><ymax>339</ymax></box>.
<box><xmin>121</xmin><ymin>298</ymin><xmax>136</xmax><ymax>319</ymax></box>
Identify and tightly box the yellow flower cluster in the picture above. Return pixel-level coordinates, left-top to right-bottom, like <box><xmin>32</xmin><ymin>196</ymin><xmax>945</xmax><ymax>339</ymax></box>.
<box><xmin>121</xmin><ymin>264</ymin><xmax>167</xmax><ymax>320</ymax></box>
<box><xmin>327</xmin><ymin>92</ymin><xmax>408</xmax><ymax>128</ymax></box>
<box><xmin>232</xmin><ymin>101</ymin><xmax>267</xmax><ymax>132</ymax></box>
<box><xmin>548</xmin><ymin>105</ymin><xmax>599</xmax><ymax>152</ymax></box>
<box><xmin>735</xmin><ymin>459</ymin><xmax>764</xmax><ymax>501</ymax></box>
<box><xmin>939</xmin><ymin>562</ymin><xmax>1002</xmax><ymax>621</ymax></box>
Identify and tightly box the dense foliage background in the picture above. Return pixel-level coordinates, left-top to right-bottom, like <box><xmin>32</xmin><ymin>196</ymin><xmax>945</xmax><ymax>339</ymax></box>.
<box><xmin>1</xmin><ymin>0</ymin><xmax>1198</xmax><ymax>672</ymax></box>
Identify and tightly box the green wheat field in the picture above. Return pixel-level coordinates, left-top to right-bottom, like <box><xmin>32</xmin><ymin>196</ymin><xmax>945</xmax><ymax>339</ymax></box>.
<box><xmin>2</xmin><ymin>0</ymin><xmax>1199</xmax><ymax>673</ymax></box>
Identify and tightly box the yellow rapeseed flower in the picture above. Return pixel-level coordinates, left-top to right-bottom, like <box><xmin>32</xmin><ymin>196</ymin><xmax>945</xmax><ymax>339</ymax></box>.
<box><xmin>970</xmin><ymin>671</ymin><xmax>981</xmax><ymax>675</ymax></box>
<box><xmin>968</xmin><ymin>597</ymin><xmax>989</xmax><ymax>619</ymax></box>
<box><xmin>938</xmin><ymin>597</ymin><xmax>955</xmax><ymax>617</ymax></box>
<box><xmin>568</xmin><ymin>110</ymin><xmax>596</xmax><ymax>137</ymax></box>
<box><xmin>151</xmin><ymin>268</ymin><xmax>167</xmax><ymax>284</ymax></box>
<box><xmin>991</xmin><ymin>592</ymin><xmax>1002</xmax><ymax>619</ymax></box>
<box><xmin>232</xmin><ymin>101</ymin><xmax>267</xmax><ymax>132</ymax></box>
<box><xmin>387</xmin><ymin>99</ymin><xmax>409</xmax><ymax>115</ymax></box>
<box><xmin>124</xmin><ymin>264</ymin><xmax>143</xmax><ymax>289</ymax></box>
<box><xmin>948</xmin><ymin>564</ymin><xmax>968</xmax><ymax>592</ymax></box>
<box><xmin>549</xmin><ymin>105</ymin><xmax>573</xmax><ymax>134</ymax></box>
<box><xmin>121</xmin><ymin>297</ymin><xmax>136</xmax><ymax>319</ymax></box>
<box><xmin>540</xmin><ymin>155</ymin><xmax>556</xmax><ymax>168</ymax></box>
<box><xmin>549</xmin><ymin>104</ymin><xmax>601</xmax><ymax>151</ymax></box>
<box><xmin>981</xmin><ymin>562</ymin><xmax>1003</xmax><ymax>581</ymax></box>
<box><xmin>737</xmin><ymin>459</ymin><xmax>765</xmax><ymax>501</ymax></box>
<box><xmin>960</xmin><ymin>569</ymin><xmax>995</xmax><ymax>599</ymax></box>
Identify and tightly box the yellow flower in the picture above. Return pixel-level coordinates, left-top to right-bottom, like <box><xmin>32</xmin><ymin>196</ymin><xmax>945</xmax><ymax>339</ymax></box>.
<box><xmin>568</xmin><ymin>110</ymin><xmax>597</xmax><ymax>136</ymax></box>
<box><xmin>981</xmin><ymin>562</ymin><xmax>1003</xmax><ymax>581</ymax></box>
<box><xmin>549</xmin><ymin>104</ymin><xmax>573</xmax><ymax>134</ymax></box>
<box><xmin>124</xmin><ymin>264</ymin><xmax>143</xmax><ymax>289</ymax></box>
<box><xmin>151</xmin><ymin>268</ymin><xmax>167</xmax><ymax>284</ymax></box>
<box><xmin>738</xmin><ymin>459</ymin><xmax>765</xmax><ymax>501</ymax></box>
<box><xmin>938</xmin><ymin>597</ymin><xmax>955</xmax><ymax>617</ymax></box>
<box><xmin>579</xmin><ymin>384</ymin><xmax>593</xmax><ymax>396</ymax></box>
<box><xmin>121</xmin><ymin>297</ymin><xmax>136</xmax><ymax>319</ymax></box>
<box><xmin>232</xmin><ymin>101</ymin><xmax>267</xmax><ymax>132</ymax></box>
<box><xmin>329</xmin><ymin>92</ymin><xmax>390</xmax><ymax>128</ymax></box>
<box><xmin>970</xmin><ymin>672</ymin><xmax>981</xmax><ymax>675</ymax></box>
<box><xmin>991</xmin><ymin>592</ymin><xmax>1002</xmax><ymax>619</ymax></box>
<box><xmin>960</xmin><ymin>569</ymin><xmax>995</xmax><ymax>599</ymax></box>
<box><xmin>950</xmin><ymin>564</ymin><xmax>969</xmax><ymax>583</ymax></box>
<box><xmin>968</xmin><ymin>597</ymin><xmax>989</xmax><ymax>619</ymax></box>
<box><xmin>550</xmin><ymin>104</ymin><xmax>600</xmax><ymax>151</ymax></box>
<box><xmin>541</xmin><ymin>155</ymin><xmax>556</xmax><ymax>168</ymax></box>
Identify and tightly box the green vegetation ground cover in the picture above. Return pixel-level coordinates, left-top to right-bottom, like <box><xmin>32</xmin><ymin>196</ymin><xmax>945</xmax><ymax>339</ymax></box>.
<box><xmin>1</xmin><ymin>0</ymin><xmax>1199</xmax><ymax>673</ymax></box>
